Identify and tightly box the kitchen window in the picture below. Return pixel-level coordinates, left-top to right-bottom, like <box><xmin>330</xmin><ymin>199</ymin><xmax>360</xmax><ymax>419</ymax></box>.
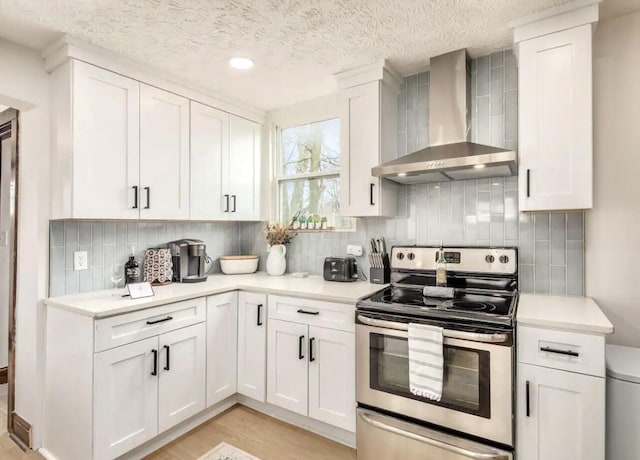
<box><xmin>276</xmin><ymin>118</ymin><xmax>354</xmax><ymax>230</ymax></box>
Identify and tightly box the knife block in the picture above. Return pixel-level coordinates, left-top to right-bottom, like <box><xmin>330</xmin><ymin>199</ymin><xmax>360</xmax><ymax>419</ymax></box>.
<box><xmin>369</xmin><ymin>254</ymin><xmax>391</xmax><ymax>284</ymax></box>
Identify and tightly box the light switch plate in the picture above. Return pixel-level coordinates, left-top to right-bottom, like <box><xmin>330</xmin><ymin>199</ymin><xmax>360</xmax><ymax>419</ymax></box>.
<box><xmin>347</xmin><ymin>245</ymin><xmax>363</xmax><ymax>257</ymax></box>
<box><xmin>74</xmin><ymin>251</ymin><xmax>88</xmax><ymax>271</ymax></box>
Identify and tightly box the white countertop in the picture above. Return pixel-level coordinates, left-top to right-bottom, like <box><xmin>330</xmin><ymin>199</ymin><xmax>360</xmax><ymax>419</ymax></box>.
<box><xmin>44</xmin><ymin>272</ymin><xmax>387</xmax><ymax>318</ymax></box>
<box><xmin>517</xmin><ymin>293</ymin><xmax>614</xmax><ymax>335</ymax></box>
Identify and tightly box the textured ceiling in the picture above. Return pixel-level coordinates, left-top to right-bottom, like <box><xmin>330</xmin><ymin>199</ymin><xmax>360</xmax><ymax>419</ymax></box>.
<box><xmin>0</xmin><ymin>0</ymin><xmax>630</xmax><ymax>110</ymax></box>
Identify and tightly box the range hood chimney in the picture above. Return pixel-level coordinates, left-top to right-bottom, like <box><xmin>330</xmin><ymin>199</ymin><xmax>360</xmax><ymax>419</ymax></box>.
<box><xmin>372</xmin><ymin>49</ymin><xmax>517</xmax><ymax>184</ymax></box>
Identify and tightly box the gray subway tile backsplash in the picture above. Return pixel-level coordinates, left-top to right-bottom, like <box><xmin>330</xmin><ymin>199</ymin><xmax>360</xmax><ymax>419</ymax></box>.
<box><xmin>49</xmin><ymin>50</ymin><xmax>585</xmax><ymax>298</ymax></box>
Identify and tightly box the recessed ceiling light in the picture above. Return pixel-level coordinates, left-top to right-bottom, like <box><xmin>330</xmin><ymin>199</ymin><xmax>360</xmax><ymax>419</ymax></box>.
<box><xmin>474</xmin><ymin>164</ymin><xmax>486</xmax><ymax>169</ymax></box>
<box><xmin>229</xmin><ymin>57</ymin><xmax>254</xmax><ymax>70</ymax></box>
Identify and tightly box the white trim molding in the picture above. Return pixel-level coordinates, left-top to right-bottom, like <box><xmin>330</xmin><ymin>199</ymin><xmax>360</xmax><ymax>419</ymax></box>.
<box><xmin>42</xmin><ymin>35</ymin><xmax>266</xmax><ymax>123</ymax></box>
<box><xmin>334</xmin><ymin>60</ymin><xmax>402</xmax><ymax>94</ymax></box>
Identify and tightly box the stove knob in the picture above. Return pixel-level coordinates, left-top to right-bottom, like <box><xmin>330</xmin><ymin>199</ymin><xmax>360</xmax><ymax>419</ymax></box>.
<box><xmin>407</xmin><ymin>252</ymin><xmax>416</xmax><ymax>261</ymax></box>
<box><xmin>397</xmin><ymin>252</ymin><xmax>405</xmax><ymax>260</ymax></box>
<box><xmin>499</xmin><ymin>255</ymin><xmax>509</xmax><ymax>264</ymax></box>
<box><xmin>485</xmin><ymin>255</ymin><xmax>495</xmax><ymax>264</ymax></box>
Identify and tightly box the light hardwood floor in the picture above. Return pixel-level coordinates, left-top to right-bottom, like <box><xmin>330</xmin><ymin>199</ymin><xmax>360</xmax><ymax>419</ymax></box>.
<box><xmin>145</xmin><ymin>405</ymin><xmax>356</xmax><ymax>460</ymax></box>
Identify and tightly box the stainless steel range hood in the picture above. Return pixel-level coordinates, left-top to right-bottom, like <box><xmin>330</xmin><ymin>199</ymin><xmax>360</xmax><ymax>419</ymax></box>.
<box><xmin>372</xmin><ymin>49</ymin><xmax>517</xmax><ymax>185</ymax></box>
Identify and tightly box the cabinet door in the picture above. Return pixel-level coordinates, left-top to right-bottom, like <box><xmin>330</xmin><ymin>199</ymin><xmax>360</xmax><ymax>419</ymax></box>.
<box><xmin>158</xmin><ymin>323</ymin><xmax>206</xmax><ymax>432</ymax></box>
<box><xmin>267</xmin><ymin>319</ymin><xmax>308</xmax><ymax>416</ymax></box>
<box><xmin>308</xmin><ymin>326</ymin><xmax>356</xmax><ymax>431</ymax></box>
<box><xmin>72</xmin><ymin>61</ymin><xmax>140</xmax><ymax>219</ymax></box>
<box><xmin>93</xmin><ymin>336</ymin><xmax>158</xmax><ymax>460</ymax></box>
<box><xmin>517</xmin><ymin>363</ymin><xmax>605</xmax><ymax>460</ymax></box>
<box><xmin>139</xmin><ymin>84</ymin><xmax>190</xmax><ymax>219</ymax></box>
<box><xmin>190</xmin><ymin>101</ymin><xmax>229</xmax><ymax>220</ymax></box>
<box><xmin>518</xmin><ymin>25</ymin><xmax>593</xmax><ymax>211</ymax></box>
<box><xmin>206</xmin><ymin>292</ymin><xmax>238</xmax><ymax>407</ymax></box>
<box><xmin>340</xmin><ymin>82</ymin><xmax>380</xmax><ymax>217</ymax></box>
<box><xmin>237</xmin><ymin>292</ymin><xmax>267</xmax><ymax>402</ymax></box>
<box><xmin>227</xmin><ymin>115</ymin><xmax>261</xmax><ymax>220</ymax></box>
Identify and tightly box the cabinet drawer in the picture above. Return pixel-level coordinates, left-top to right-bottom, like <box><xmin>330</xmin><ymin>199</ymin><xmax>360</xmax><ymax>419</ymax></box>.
<box><xmin>518</xmin><ymin>325</ymin><xmax>605</xmax><ymax>377</ymax></box>
<box><xmin>95</xmin><ymin>297</ymin><xmax>206</xmax><ymax>352</ymax></box>
<box><xmin>268</xmin><ymin>295</ymin><xmax>354</xmax><ymax>333</ymax></box>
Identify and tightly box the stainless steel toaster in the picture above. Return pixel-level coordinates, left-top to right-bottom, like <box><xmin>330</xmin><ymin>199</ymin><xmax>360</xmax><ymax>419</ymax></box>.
<box><xmin>323</xmin><ymin>257</ymin><xmax>358</xmax><ymax>282</ymax></box>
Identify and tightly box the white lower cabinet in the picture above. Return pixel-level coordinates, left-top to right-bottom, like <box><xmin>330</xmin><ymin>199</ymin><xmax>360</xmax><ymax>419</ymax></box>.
<box><xmin>517</xmin><ymin>363</ymin><xmax>605</xmax><ymax>460</ymax></box>
<box><xmin>267</xmin><ymin>318</ymin><xmax>309</xmax><ymax>415</ymax></box>
<box><xmin>267</xmin><ymin>296</ymin><xmax>356</xmax><ymax>432</ymax></box>
<box><xmin>308</xmin><ymin>326</ymin><xmax>356</xmax><ymax>432</ymax></box>
<box><xmin>94</xmin><ymin>336</ymin><xmax>159</xmax><ymax>460</ymax></box>
<box><xmin>206</xmin><ymin>292</ymin><xmax>238</xmax><ymax>406</ymax></box>
<box><xmin>237</xmin><ymin>292</ymin><xmax>267</xmax><ymax>401</ymax></box>
<box><xmin>158</xmin><ymin>323</ymin><xmax>207</xmax><ymax>432</ymax></box>
<box><xmin>93</xmin><ymin>321</ymin><xmax>205</xmax><ymax>460</ymax></box>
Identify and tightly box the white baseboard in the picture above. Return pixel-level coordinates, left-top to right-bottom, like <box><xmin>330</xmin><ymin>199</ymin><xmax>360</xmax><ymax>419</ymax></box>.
<box><xmin>236</xmin><ymin>396</ymin><xmax>356</xmax><ymax>448</ymax></box>
<box><xmin>36</xmin><ymin>395</ymin><xmax>356</xmax><ymax>459</ymax></box>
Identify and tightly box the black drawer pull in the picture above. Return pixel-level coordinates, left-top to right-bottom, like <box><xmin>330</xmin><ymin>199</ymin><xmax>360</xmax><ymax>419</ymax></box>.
<box><xmin>232</xmin><ymin>195</ymin><xmax>237</xmax><ymax>213</ymax></box>
<box><xmin>257</xmin><ymin>304</ymin><xmax>263</xmax><ymax>326</ymax></box>
<box><xmin>224</xmin><ymin>194</ymin><xmax>229</xmax><ymax>212</ymax></box>
<box><xmin>526</xmin><ymin>169</ymin><xmax>531</xmax><ymax>198</ymax></box>
<box><xmin>163</xmin><ymin>345</ymin><xmax>170</xmax><ymax>371</ymax></box>
<box><xmin>526</xmin><ymin>380</ymin><xmax>531</xmax><ymax>417</ymax></box>
<box><xmin>151</xmin><ymin>349</ymin><xmax>158</xmax><ymax>376</ymax></box>
<box><xmin>298</xmin><ymin>335</ymin><xmax>305</xmax><ymax>360</ymax></box>
<box><xmin>540</xmin><ymin>346</ymin><xmax>579</xmax><ymax>357</ymax></box>
<box><xmin>297</xmin><ymin>309</ymin><xmax>319</xmax><ymax>316</ymax></box>
<box><xmin>146</xmin><ymin>316</ymin><xmax>173</xmax><ymax>325</ymax></box>
<box><xmin>370</xmin><ymin>183</ymin><xmax>375</xmax><ymax>206</ymax></box>
<box><xmin>144</xmin><ymin>186</ymin><xmax>150</xmax><ymax>209</ymax></box>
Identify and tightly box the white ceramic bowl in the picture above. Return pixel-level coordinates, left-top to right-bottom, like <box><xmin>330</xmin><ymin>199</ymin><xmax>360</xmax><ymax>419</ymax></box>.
<box><xmin>219</xmin><ymin>255</ymin><xmax>259</xmax><ymax>275</ymax></box>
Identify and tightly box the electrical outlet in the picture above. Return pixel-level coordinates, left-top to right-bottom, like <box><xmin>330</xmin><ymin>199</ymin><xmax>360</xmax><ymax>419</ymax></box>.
<box><xmin>347</xmin><ymin>245</ymin><xmax>363</xmax><ymax>257</ymax></box>
<box><xmin>74</xmin><ymin>251</ymin><xmax>88</xmax><ymax>271</ymax></box>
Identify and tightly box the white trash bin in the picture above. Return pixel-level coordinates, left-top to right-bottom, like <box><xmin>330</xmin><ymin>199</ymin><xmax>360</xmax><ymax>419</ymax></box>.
<box><xmin>606</xmin><ymin>344</ymin><xmax>640</xmax><ymax>460</ymax></box>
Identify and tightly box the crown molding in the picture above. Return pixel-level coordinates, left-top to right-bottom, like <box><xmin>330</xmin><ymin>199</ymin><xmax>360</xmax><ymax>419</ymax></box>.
<box><xmin>334</xmin><ymin>60</ymin><xmax>402</xmax><ymax>94</ymax></box>
<box><xmin>42</xmin><ymin>35</ymin><xmax>266</xmax><ymax>123</ymax></box>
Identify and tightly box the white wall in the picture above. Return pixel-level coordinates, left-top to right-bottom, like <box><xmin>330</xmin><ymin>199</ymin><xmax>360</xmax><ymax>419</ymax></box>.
<box><xmin>0</xmin><ymin>38</ymin><xmax>51</xmax><ymax>446</ymax></box>
<box><xmin>586</xmin><ymin>10</ymin><xmax>640</xmax><ymax>347</ymax></box>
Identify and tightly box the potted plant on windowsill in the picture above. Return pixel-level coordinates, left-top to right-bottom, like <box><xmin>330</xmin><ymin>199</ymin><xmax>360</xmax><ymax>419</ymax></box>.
<box><xmin>264</xmin><ymin>220</ymin><xmax>297</xmax><ymax>276</ymax></box>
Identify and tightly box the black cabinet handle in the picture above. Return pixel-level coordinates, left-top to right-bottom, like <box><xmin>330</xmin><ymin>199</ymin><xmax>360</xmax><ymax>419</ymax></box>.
<box><xmin>144</xmin><ymin>186</ymin><xmax>150</xmax><ymax>209</ymax></box>
<box><xmin>232</xmin><ymin>195</ymin><xmax>237</xmax><ymax>213</ymax></box>
<box><xmin>163</xmin><ymin>345</ymin><xmax>170</xmax><ymax>371</ymax></box>
<box><xmin>525</xmin><ymin>380</ymin><xmax>531</xmax><ymax>417</ymax></box>
<box><xmin>224</xmin><ymin>194</ymin><xmax>229</xmax><ymax>212</ymax></box>
<box><xmin>297</xmin><ymin>309</ymin><xmax>319</xmax><ymax>316</ymax></box>
<box><xmin>370</xmin><ymin>183</ymin><xmax>375</xmax><ymax>206</ymax></box>
<box><xmin>257</xmin><ymin>304</ymin><xmax>263</xmax><ymax>326</ymax></box>
<box><xmin>309</xmin><ymin>337</ymin><xmax>315</xmax><ymax>362</ymax></box>
<box><xmin>298</xmin><ymin>335</ymin><xmax>305</xmax><ymax>360</ymax></box>
<box><xmin>526</xmin><ymin>169</ymin><xmax>530</xmax><ymax>198</ymax></box>
<box><xmin>151</xmin><ymin>349</ymin><xmax>158</xmax><ymax>376</ymax></box>
<box><xmin>540</xmin><ymin>346</ymin><xmax>579</xmax><ymax>357</ymax></box>
<box><xmin>146</xmin><ymin>316</ymin><xmax>173</xmax><ymax>325</ymax></box>
<box><xmin>132</xmin><ymin>186</ymin><xmax>139</xmax><ymax>209</ymax></box>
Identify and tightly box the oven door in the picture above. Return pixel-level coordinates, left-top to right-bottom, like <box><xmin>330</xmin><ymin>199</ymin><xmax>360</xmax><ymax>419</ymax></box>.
<box><xmin>356</xmin><ymin>313</ymin><xmax>513</xmax><ymax>446</ymax></box>
<box><xmin>357</xmin><ymin>408</ymin><xmax>512</xmax><ymax>460</ymax></box>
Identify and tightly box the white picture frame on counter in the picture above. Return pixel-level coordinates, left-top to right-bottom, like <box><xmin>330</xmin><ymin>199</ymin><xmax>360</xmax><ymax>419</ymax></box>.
<box><xmin>127</xmin><ymin>282</ymin><xmax>155</xmax><ymax>300</ymax></box>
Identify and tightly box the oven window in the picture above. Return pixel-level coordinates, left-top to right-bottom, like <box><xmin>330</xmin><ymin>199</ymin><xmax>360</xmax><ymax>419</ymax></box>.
<box><xmin>369</xmin><ymin>333</ymin><xmax>491</xmax><ymax>418</ymax></box>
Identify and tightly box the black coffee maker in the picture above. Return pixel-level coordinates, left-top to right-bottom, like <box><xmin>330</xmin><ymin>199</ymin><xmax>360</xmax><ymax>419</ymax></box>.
<box><xmin>167</xmin><ymin>239</ymin><xmax>208</xmax><ymax>283</ymax></box>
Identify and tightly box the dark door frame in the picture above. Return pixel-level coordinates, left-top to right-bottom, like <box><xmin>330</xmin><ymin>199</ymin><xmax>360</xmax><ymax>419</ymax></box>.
<box><xmin>0</xmin><ymin>108</ymin><xmax>25</xmax><ymax>447</ymax></box>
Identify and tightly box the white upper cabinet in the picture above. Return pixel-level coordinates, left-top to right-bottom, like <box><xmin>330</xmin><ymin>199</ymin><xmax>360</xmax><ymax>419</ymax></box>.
<box><xmin>139</xmin><ymin>84</ymin><xmax>190</xmax><ymax>219</ymax></box>
<box><xmin>52</xmin><ymin>60</ymin><xmax>140</xmax><ymax>219</ymax></box>
<box><xmin>190</xmin><ymin>105</ymin><xmax>262</xmax><ymax>221</ymax></box>
<box><xmin>190</xmin><ymin>101</ymin><xmax>228</xmax><ymax>220</ymax></box>
<box><xmin>338</xmin><ymin>75</ymin><xmax>398</xmax><ymax>217</ymax></box>
<box><xmin>50</xmin><ymin>58</ymin><xmax>263</xmax><ymax>221</ymax></box>
<box><xmin>227</xmin><ymin>115</ymin><xmax>262</xmax><ymax>220</ymax></box>
<box><xmin>515</xmin><ymin>5</ymin><xmax>598</xmax><ymax>211</ymax></box>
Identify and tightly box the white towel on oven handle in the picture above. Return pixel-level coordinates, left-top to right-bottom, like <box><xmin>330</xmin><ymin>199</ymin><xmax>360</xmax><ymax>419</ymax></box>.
<box><xmin>408</xmin><ymin>323</ymin><xmax>444</xmax><ymax>401</ymax></box>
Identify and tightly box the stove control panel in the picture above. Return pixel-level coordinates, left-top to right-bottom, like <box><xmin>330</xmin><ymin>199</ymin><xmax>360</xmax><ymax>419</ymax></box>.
<box><xmin>391</xmin><ymin>246</ymin><xmax>517</xmax><ymax>275</ymax></box>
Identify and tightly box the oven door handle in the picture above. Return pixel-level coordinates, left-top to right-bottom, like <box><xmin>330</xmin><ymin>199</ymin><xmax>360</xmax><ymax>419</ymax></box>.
<box><xmin>356</xmin><ymin>314</ymin><xmax>509</xmax><ymax>344</ymax></box>
<box><xmin>358</xmin><ymin>411</ymin><xmax>510</xmax><ymax>459</ymax></box>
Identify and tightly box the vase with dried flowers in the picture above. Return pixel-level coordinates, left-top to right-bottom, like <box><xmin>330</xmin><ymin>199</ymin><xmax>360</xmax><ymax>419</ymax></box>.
<box><xmin>264</xmin><ymin>220</ymin><xmax>297</xmax><ymax>276</ymax></box>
